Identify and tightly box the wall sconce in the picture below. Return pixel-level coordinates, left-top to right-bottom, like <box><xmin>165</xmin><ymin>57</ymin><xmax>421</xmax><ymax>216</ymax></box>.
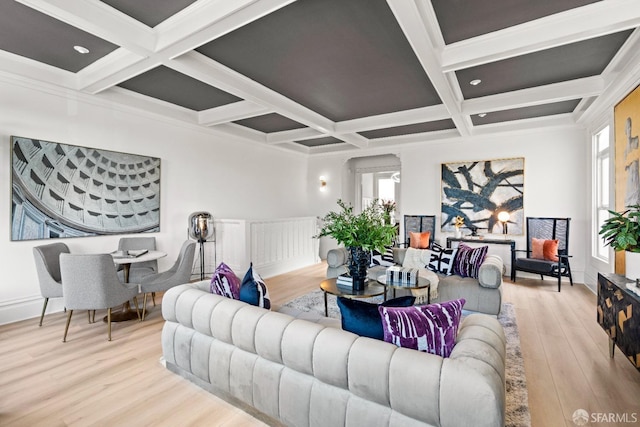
<box><xmin>319</xmin><ymin>176</ymin><xmax>327</xmax><ymax>192</ymax></box>
<box><xmin>497</xmin><ymin>211</ymin><xmax>510</xmax><ymax>235</ymax></box>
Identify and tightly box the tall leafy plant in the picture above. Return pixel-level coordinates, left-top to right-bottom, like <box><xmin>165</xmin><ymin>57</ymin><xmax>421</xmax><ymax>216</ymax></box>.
<box><xmin>316</xmin><ymin>199</ymin><xmax>397</xmax><ymax>253</ymax></box>
<box><xmin>599</xmin><ymin>205</ymin><xmax>640</xmax><ymax>252</ymax></box>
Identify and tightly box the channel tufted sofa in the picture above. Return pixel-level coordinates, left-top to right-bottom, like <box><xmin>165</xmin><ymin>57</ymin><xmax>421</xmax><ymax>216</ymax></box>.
<box><xmin>162</xmin><ymin>280</ymin><xmax>507</xmax><ymax>427</ymax></box>
<box><xmin>326</xmin><ymin>247</ymin><xmax>504</xmax><ymax>315</ymax></box>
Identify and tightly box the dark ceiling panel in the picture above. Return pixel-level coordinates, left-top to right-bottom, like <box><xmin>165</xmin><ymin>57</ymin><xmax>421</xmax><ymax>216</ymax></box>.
<box><xmin>235</xmin><ymin>113</ymin><xmax>306</xmax><ymax>133</ymax></box>
<box><xmin>432</xmin><ymin>0</ymin><xmax>602</xmax><ymax>44</ymax></box>
<box><xmin>196</xmin><ymin>0</ymin><xmax>441</xmax><ymax>122</ymax></box>
<box><xmin>359</xmin><ymin>119</ymin><xmax>455</xmax><ymax>139</ymax></box>
<box><xmin>295</xmin><ymin>136</ymin><xmax>344</xmax><ymax>147</ymax></box>
<box><xmin>457</xmin><ymin>30</ymin><xmax>632</xmax><ymax>99</ymax></box>
<box><xmin>0</xmin><ymin>1</ymin><xmax>118</xmax><ymax>73</ymax></box>
<box><xmin>118</xmin><ymin>66</ymin><xmax>241</xmax><ymax>111</ymax></box>
<box><xmin>471</xmin><ymin>99</ymin><xmax>580</xmax><ymax>125</ymax></box>
<box><xmin>100</xmin><ymin>0</ymin><xmax>197</xmax><ymax>28</ymax></box>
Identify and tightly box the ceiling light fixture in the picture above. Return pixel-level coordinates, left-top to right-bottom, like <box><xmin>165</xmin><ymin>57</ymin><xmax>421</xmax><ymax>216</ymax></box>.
<box><xmin>469</xmin><ymin>79</ymin><xmax>482</xmax><ymax>86</ymax></box>
<box><xmin>478</xmin><ymin>113</ymin><xmax>487</xmax><ymax>118</ymax></box>
<box><xmin>73</xmin><ymin>45</ymin><xmax>90</xmax><ymax>54</ymax></box>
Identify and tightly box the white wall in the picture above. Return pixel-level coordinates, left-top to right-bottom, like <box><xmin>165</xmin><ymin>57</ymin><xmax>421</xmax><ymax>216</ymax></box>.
<box><xmin>308</xmin><ymin>126</ymin><xmax>588</xmax><ymax>282</ymax></box>
<box><xmin>0</xmin><ymin>77</ymin><xmax>310</xmax><ymax>324</ymax></box>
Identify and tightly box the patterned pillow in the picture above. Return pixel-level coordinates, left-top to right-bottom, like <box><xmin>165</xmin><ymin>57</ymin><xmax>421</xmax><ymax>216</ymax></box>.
<box><xmin>371</xmin><ymin>246</ymin><xmax>395</xmax><ymax>267</ymax></box>
<box><xmin>378</xmin><ymin>298</ymin><xmax>466</xmax><ymax>357</ymax></box>
<box><xmin>210</xmin><ymin>262</ymin><xmax>241</xmax><ymax>299</ymax></box>
<box><xmin>239</xmin><ymin>263</ymin><xmax>271</xmax><ymax>309</ymax></box>
<box><xmin>453</xmin><ymin>243</ymin><xmax>488</xmax><ymax>278</ymax></box>
<box><xmin>427</xmin><ymin>242</ymin><xmax>458</xmax><ymax>275</ymax></box>
<box><xmin>337</xmin><ymin>295</ymin><xmax>416</xmax><ymax>340</ymax></box>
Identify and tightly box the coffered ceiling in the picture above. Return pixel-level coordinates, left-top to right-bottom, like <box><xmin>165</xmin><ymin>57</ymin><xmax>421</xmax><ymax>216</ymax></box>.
<box><xmin>1</xmin><ymin>0</ymin><xmax>639</xmax><ymax>155</ymax></box>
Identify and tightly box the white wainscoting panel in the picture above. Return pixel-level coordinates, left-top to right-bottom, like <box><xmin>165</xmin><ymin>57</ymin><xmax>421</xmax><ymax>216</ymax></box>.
<box><xmin>214</xmin><ymin>217</ymin><xmax>319</xmax><ymax>278</ymax></box>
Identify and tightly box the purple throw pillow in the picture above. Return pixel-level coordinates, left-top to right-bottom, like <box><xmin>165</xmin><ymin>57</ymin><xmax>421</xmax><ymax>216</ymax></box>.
<box><xmin>378</xmin><ymin>299</ymin><xmax>466</xmax><ymax>357</ymax></box>
<box><xmin>453</xmin><ymin>244</ymin><xmax>488</xmax><ymax>278</ymax></box>
<box><xmin>210</xmin><ymin>262</ymin><xmax>241</xmax><ymax>299</ymax></box>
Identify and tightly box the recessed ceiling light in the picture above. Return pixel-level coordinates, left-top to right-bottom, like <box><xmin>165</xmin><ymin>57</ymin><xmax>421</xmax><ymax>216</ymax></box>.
<box><xmin>469</xmin><ymin>79</ymin><xmax>482</xmax><ymax>86</ymax></box>
<box><xmin>478</xmin><ymin>113</ymin><xmax>487</xmax><ymax>118</ymax></box>
<box><xmin>73</xmin><ymin>45</ymin><xmax>90</xmax><ymax>54</ymax></box>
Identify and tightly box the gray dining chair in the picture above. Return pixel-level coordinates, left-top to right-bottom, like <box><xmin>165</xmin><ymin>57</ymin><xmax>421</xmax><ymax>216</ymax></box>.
<box><xmin>139</xmin><ymin>240</ymin><xmax>196</xmax><ymax>320</ymax></box>
<box><xmin>60</xmin><ymin>253</ymin><xmax>140</xmax><ymax>342</ymax></box>
<box><xmin>33</xmin><ymin>242</ymin><xmax>70</xmax><ymax>326</ymax></box>
<box><xmin>117</xmin><ymin>236</ymin><xmax>158</xmax><ymax>283</ymax></box>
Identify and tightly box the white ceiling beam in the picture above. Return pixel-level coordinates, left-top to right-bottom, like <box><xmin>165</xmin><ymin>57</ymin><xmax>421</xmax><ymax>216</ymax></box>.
<box><xmin>96</xmin><ymin>86</ymin><xmax>198</xmax><ymax>124</ymax></box>
<box><xmin>463</xmin><ymin>76</ymin><xmax>604</xmax><ymax>115</ymax></box>
<box><xmin>209</xmin><ymin>122</ymin><xmax>268</xmax><ymax>144</ymax></box>
<box><xmin>0</xmin><ymin>50</ymin><xmax>75</xmax><ymax>88</ymax></box>
<box><xmin>267</xmin><ymin>128</ymin><xmax>324</xmax><ymax>144</ymax></box>
<box><xmin>156</xmin><ymin>0</ymin><xmax>296</xmax><ymax>56</ymax></box>
<box><xmin>472</xmin><ymin>114</ymin><xmax>576</xmax><ymax>136</ymax></box>
<box><xmin>76</xmin><ymin>48</ymin><xmax>148</xmax><ymax>92</ymax></box>
<box><xmin>367</xmin><ymin>128</ymin><xmax>460</xmax><ymax>146</ymax></box>
<box><xmin>198</xmin><ymin>101</ymin><xmax>271</xmax><ymax>126</ymax></box>
<box><xmin>442</xmin><ymin>0</ymin><xmax>640</xmax><ymax>72</ymax></box>
<box><xmin>17</xmin><ymin>0</ymin><xmax>155</xmax><ymax>55</ymax></box>
<box><xmin>167</xmin><ymin>52</ymin><xmax>349</xmax><ymax>141</ymax></box>
<box><xmin>335</xmin><ymin>104</ymin><xmax>450</xmax><ymax>134</ymax></box>
<box><xmin>387</xmin><ymin>0</ymin><xmax>470</xmax><ymax>136</ymax></box>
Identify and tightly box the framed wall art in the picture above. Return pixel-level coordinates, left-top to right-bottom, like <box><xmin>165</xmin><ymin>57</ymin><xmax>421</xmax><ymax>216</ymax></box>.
<box><xmin>441</xmin><ymin>157</ymin><xmax>524</xmax><ymax>235</ymax></box>
<box><xmin>614</xmin><ymin>84</ymin><xmax>640</xmax><ymax>273</ymax></box>
<box><xmin>11</xmin><ymin>136</ymin><xmax>161</xmax><ymax>241</ymax></box>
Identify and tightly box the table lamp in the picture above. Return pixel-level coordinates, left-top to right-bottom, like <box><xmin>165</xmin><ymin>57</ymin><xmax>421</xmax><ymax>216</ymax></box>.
<box><xmin>497</xmin><ymin>211</ymin><xmax>510</xmax><ymax>235</ymax></box>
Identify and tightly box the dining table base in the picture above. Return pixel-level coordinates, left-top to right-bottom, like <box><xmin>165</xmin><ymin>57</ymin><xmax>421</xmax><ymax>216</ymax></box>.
<box><xmin>102</xmin><ymin>301</ymin><xmax>140</xmax><ymax>322</ymax></box>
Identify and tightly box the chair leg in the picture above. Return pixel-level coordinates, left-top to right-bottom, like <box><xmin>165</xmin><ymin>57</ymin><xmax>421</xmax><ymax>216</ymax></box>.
<box><xmin>133</xmin><ymin>296</ymin><xmax>141</xmax><ymax>321</ymax></box>
<box><xmin>152</xmin><ymin>292</ymin><xmax>156</xmax><ymax>306</ymax></box>
<box><xmin>567</xmin><ymin>263</ymin><xmax>574</xmax><ymax>286</ymax></box>
<box><xmin>39</xmin><ymin>297</ymin><xmax>49</xmax><ymax>327</ymax></box>
<box><xmin>558</xmin><ymin>273</ymin><xmax>561</xmax><ymax>292</ymax></box>
<box><xmin>142</xmin><ymin>293</ymin><xmax>148</xmax><ymax>321</ymax></box>
<box><xmin>87</xmin><ymin>310</ymin><xmax>91</xmax><ymax>324</ymax></box>
<box><xmin>62</xmin><ymin>310</ymin><xmax>73</xmax><ymax>342</ymax></box>
<box><xmin>107</xmin><ymin>308</ymin><xmax>112</xmax><ymax>341</ymax></box>
<box><xmin>92</xmin><ymin>310</ymin><xmax>96</xmax><ymax>323</ymax></box>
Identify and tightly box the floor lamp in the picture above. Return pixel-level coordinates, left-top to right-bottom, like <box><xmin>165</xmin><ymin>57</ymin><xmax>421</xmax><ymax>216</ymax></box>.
<box><xmin>188</xmin><ymin>212</ymin><xmax>214</xmax><ymax>280</ymax></box>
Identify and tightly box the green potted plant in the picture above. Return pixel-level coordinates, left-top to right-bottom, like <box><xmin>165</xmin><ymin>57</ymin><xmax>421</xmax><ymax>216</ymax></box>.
<box><xmin>599</xmin><ymin>204</ymin><xmax>640</xmax><ymax>279</ymax></box>
<box><xmin>316</xmin><ymin>199</ymin><xmax>397</xmax><ymax>289</ymax></box>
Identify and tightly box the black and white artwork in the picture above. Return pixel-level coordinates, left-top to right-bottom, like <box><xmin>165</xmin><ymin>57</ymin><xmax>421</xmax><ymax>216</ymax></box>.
<box><xmin>11</xmin><ymin>136</ymin><xmax>160</xmax><ymax>241</ymax></box>
<box><xmin>441</xmin><ymin>158</ymin><xmax>524</xmax><ymax>235</ymax></box>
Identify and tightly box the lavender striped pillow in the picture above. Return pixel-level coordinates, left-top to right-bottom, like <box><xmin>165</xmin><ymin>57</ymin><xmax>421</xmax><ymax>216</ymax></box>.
<box><xmin>378</xmin><ymin>299</ymin><xmax>465</xmax><ymax>357</ymax></box>
<box><xmin>453</xmin><ymin>243</ymin><xmax>488</xmax><ymax>278</ymax></box>
<box><xmin>210</xmin><ymin>262</ymin><xmax>241</xmax><ymax>299</ymax></box>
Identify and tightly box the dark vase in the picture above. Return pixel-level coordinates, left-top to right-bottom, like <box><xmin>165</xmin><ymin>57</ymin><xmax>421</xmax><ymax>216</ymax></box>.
<box><xmin>348</xmin><ymin>246</ymin><xmax>370</xmax><ymax>291</ymax></box>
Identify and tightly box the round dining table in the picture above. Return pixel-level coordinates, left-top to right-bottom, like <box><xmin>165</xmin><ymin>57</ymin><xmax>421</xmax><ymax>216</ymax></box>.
<box><xmin>109</xmin><ymin>250</ymin><xmax>167</xmax><ymax>322</ymax></box>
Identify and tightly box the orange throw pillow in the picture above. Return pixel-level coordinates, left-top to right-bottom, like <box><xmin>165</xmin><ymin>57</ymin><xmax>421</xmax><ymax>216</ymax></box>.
<box><xmin>531</xmin><ymin>238</ymin><xmax>544</xmax><ymax>259</ymax></box>
<box><xmin>409</xmin><ymin>231</ymin><xmax>431</xmax><ymax>249</ymax></box>
<box><xmin>531</xmin><ymin>238</ymin><xmax>559</xmax><ymax>261</ymax></box>
<box><xmin>543</xmin><ymin>239</ymin><xmax>559</xmax><ymax>262</ymax></box>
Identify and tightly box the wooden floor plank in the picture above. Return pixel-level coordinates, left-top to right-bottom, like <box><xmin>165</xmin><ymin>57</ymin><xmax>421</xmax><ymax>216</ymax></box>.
<box><xmin>1</xmin><ymin>263</ymin><xmax>639</xmax><ymax>426</ymax></box>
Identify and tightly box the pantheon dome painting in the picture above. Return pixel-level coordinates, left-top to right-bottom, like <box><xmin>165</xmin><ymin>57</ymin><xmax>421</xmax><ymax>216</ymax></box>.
<box><xmin>11</xmin><ymin>136</ymin><xmax>160</xmax><ymax>241</ymax></box>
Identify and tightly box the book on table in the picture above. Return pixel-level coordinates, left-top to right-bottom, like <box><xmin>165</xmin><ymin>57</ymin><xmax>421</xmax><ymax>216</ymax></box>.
<box><xmin>111</xmin><ymin>249</ymin><xmax>148</xmax><ymax>258</ymax></box>
<box><xmin>336</xmin><ymin>274</ymin><xmax>353</xmax><ymax>288</ymax></box>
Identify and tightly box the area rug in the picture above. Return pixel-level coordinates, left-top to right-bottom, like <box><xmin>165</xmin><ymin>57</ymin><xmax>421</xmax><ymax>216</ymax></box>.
<box><xmin>282</xmin><ymin>290</ymin><xmax>531</xmax><ymax>427</ymax></box>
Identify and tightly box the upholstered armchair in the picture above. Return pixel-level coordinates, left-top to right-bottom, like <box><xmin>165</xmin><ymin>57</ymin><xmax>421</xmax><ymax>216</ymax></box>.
<box><xmin>60</xmin><ymin>253</ymin><xmax>140</xmax><ymax>342</ymax></box>
<box><xmin>139</xmin><ymin>240</ymin><xmax>196</xmax><ymax>320</ymax></box>
<box><xmin>33</xmin><ymin>242</ymin><xmax>70</xmax><ymax>326</ymax></box>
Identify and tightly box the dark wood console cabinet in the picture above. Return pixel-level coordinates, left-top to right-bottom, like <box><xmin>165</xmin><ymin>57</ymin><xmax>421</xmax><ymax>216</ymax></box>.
<box><xmin>597</xmin><ymin>272</ymin><xmax>640</xmax><ymax>370</ymax></box>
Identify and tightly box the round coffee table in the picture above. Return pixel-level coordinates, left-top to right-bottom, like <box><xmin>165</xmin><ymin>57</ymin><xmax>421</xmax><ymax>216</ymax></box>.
<box><xmin>319</xmin><ymin>278</ymin><xmax>386</xmax><ymax>317</ymax></box>
<box><xmin>376</xmin><ymin>274</ymin><xmax>431</xmax><ymax>303</ymax></box>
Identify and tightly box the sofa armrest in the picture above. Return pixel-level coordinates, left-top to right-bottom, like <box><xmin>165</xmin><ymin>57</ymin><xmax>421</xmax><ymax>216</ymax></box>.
<box><xmin>477</xmin><ymin>255</ymin><xmax>504</xmax><ymax>289</ymax></box>
<box><xmin>326</xmin><ymin>247</ymin><xmax>348</xmax><ymax>268</ymax></box>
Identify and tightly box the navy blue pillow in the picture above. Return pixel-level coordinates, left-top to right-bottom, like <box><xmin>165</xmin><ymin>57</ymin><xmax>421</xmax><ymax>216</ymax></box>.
<box><xmin>337</xmin><ymin>296</ymin><xmax>415</xmax><ymax>340</ymax></box>
<box><xmin>239</xmin><ymin>263</ymin><xmax>271</xmax><ymax>309</ymax></box>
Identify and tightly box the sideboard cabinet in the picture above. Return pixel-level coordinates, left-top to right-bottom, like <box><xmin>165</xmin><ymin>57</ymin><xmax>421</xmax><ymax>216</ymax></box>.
<box><xmin>597</xmin><ymin>272</ymin><xmax>640</xmax><ymax>370</ymax></box>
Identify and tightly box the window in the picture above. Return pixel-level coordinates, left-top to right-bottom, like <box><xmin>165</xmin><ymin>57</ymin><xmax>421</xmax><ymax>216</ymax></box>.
<box><xmin>594</xmin><ymin>125</ymin><xmax>610</xmax><ymax>260</ymax></box>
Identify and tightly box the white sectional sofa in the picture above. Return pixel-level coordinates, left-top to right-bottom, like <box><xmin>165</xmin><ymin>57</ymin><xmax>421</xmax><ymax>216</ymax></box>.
<box><xmin>161</xmin><ymin>280</ymin><xmax>507</xmax><ymax>427</ymax></box>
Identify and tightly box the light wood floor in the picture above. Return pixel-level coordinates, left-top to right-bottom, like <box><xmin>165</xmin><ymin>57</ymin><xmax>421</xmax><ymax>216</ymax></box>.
<box><xmin>1</xmin><ymin>263</ymin><xmax>638</xmax><ymax>426</ymax></box>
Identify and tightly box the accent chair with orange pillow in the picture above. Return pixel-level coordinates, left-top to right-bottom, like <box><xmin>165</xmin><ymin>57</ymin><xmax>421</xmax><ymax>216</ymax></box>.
<box><xmin>513</xmin><ymin>217</ymin><xmax>573</xmax><ymax>292</ymax></box>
